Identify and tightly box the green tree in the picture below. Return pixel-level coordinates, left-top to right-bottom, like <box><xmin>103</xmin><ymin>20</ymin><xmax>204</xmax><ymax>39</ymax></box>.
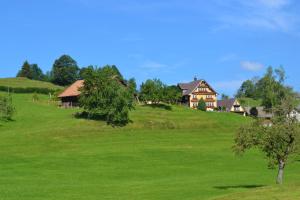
<box><xmin>236</xmin><ymin>80</ymin><xmax>256</xmax><ymax>98</ymax></box>
<box><xmin>79</xmin><ymin>65</ymin><xmax>135</xmax><ymax>126</ymax></box>
<box><xmin>197</xmin><ymin>98</ymin><xmax>206</xmax><ymax>111</ymax></box>
<box><xmin>30</xmin><ymin>64</ymin><xmax>45</xmax><ymax>81</ymax></box>
<box><xmin>140</xmin><ymin>79</ymin><xmax>165</xmax><ymax>104</ymax></box>
<box><xmin>17</xmin><ymin>61</ymin><xmax>32</xmax><ymax>79</ymax></box>
<box><xmin>234</xmin><ymin>96</ymin><xmax>300</xmax><ymax>184</ymax></box>
<box><xmin>51</xmin><ymin>55</ymin><xmax>79</xmax><ymax>86</ymax></box>
<box><xmin>0</xmin><ymin>94</ymin><xmax>15</xmax><ymax>121</ymax></box>
<box><xmin>163</xmin><ymin>85</ymin><xmax>182</xmax><ymax>104</ymax></box>
<box><xmin>79</xmin><ymin>66</ymin><xmax>94</xmax><ymax>80</ymax></box>
<box><xmin>256</xmin><ymin>67</ymin><xmax>293</xmax><ymax>109</ymax></box>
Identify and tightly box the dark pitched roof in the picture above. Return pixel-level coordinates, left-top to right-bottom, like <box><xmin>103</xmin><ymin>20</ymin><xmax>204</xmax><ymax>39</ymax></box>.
<box><xmin>178</xmin><ymin>79</ymin><xmax>217</xmax><ymax>96</ymax></box>
<box><xmin>217</xmin><ymin>98</ymin><xmax>236</xmax><ymax>110</ymax></box>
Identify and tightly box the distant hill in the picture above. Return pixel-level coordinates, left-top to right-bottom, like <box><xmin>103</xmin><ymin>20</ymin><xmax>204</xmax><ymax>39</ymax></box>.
<box><xmin>0</xmin><ymin>77</ymin><xmax>63</xmax><ymax>94</ymax></box>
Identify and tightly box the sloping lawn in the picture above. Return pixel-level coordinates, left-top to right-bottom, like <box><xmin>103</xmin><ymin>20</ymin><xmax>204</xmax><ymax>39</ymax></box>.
<box><xmin>0</xmin><ymin>77</ymin><xmax>63</xmax><ymax>90</ymax></box>
<box><xmin>0</xmin><ymin>93</ymin><xmax>299</xmax><ymax>200</ymax></box>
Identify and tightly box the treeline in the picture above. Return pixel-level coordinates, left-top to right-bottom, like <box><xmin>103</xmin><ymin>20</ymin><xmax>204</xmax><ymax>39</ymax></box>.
<box><xmin>236</xmin><ymin>66</ymin><xmax>295</xmax><ymax>109</ymax></box>
<box><xmin>17</xmin><ymin>55</ymin><xmax>91</xmax><ymax>86</ymax></box>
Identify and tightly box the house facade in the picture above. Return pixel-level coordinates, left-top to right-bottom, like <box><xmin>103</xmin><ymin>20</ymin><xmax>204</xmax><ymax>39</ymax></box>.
<box><xmin>178</xmin><ymin>79</ymin><xmax>218</xmax><ymax>111</ymax></box>
<box><xmin>217</xmin><ymin>98</ymin><xmax>246</xmax><ymax>115</ymax></box>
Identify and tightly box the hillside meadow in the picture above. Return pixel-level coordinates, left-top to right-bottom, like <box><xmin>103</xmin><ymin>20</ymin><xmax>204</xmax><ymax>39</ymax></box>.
<box><xmin>0</xmin><ymin>92</ymin><xmax>299</xmax><ymax>199</ymax></box>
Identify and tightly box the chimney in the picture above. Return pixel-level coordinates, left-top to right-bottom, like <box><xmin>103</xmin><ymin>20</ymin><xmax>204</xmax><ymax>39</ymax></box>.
<box><xmin>194</xmin><ymin>76</ymin><xmax>197</xmax><ymax>81</ymax></box>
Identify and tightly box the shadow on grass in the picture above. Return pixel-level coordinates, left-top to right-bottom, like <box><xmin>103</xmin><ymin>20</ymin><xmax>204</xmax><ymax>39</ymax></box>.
<box><xmin>142</xmin><ymin>104</ymin><xmax>172</xmax><ymax>111</ymax></box>
<box><xmin>74</xmin><ymin>111</ymin><xmax>132</xmax><ymax>127</ymax></box>
<box><xmin>214</xmin><ymin>184</ymin><xmax>265</xmax><ymax>190</ymax></box>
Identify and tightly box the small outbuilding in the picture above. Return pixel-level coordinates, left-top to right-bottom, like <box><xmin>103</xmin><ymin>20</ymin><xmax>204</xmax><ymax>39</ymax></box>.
<box><xmin>58</xmin><ymin>80</ymin><xmax>84</xmax><ymax>108</ymax></box>
<box><xmin>217</xmin><ymin>98</ymin><xmax>246</xmax><ymax>115</ymax></box>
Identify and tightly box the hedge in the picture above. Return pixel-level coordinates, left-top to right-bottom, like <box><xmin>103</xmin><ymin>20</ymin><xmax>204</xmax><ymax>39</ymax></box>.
<box><xmin>0</xmin><ymin>86</ymin><xmax>62</xmax><ymax>94</ymax></box>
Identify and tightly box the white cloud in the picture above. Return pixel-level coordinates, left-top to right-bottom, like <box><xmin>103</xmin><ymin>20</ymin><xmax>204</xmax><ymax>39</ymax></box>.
<box><xmin>241</xmin><ymin>61</ymin><xmax>264</xmax><ymax>71</ymax></box>
<box><xmin>140</xmin><ymin>61</ymin><xmax>168</xmax><ymax>70</ymax></box>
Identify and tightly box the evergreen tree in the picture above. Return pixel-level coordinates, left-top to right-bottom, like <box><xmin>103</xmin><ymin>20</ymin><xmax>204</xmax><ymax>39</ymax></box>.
<box><xmin>17</xmin><ymin>61</ymin><xmax>32</xmax><ymax>79</ymax></box>
<box><xmin>197</xmin><ymin>98</ymin><xmax>206</xmax><ymax>111</ymax></box>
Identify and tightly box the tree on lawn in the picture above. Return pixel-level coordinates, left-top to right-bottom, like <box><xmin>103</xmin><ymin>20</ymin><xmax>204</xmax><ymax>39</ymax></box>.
<box><xmin>79</xmin><ymin>65</ymin><xmax>135</xmax><ymax>126</ymax></box>
<box><xmin>51</xmin><ymin>55</ymin><xmax>79</xmax><ymax>86</ymax></box>
<box><xmin>234</xmin><ymin>96</ymin><xmax>300</xmax><ymax>184</ymax></box>
<box><xmin>140</xmin><ymin>79</ymin><xmax>165</xmax><ymax>104</ymax></box>
<box><xmin>197</xmin><ymin>98</ymin><xmax>206</xmax><ymax>111</ymax></box>
<box><xmin>17</xmin><ymin>61</ymin><xmax>32</xmax><ymax>79</ymax></box>
<box><xmin>0</xmin><ymin>94</ymin><xmax>15</xmax><ymax>121</ymax></box>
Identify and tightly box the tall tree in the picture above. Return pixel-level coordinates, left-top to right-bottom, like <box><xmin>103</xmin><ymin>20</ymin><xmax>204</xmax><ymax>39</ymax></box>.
<box><xmin>30</xmin><ymin>64</ymin><xmax>45</xmax><ymax>81</ymax></box>
<box><xmin>236</xmin><ymin>80</ymin><xmax>256</xmax><ymax>98</ymax></box>
<box><xmin>51</xmin><ymin>55</ymin><xmax>79</xmax><ymax>86</ymax></box>
<box><xmin>79</xmin><ymin>66</ymin><xmax>135</xmax><ymax>126</ymax></box>
<box><xmin>234</xmin><ymin>96</ymin><xmax>300</xmax><ymax>184</ymax></box>
<box><xmin>17</xmin><ymin>61</ymin><xmax>32</xmax><ymax>79</ymax></box>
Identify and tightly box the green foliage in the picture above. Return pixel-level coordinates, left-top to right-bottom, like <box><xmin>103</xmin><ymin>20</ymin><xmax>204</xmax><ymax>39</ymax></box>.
<box><xmin>236</xmin><ymin>79</ymin><xmax>256</xmax><ymax>98</ymax></box>
<box><xmin>79</xmin><ymin>65</ymin><xmax>135</xmax><ymax>126</ymax></box>
<box><xmin>236</xmin><ymin>67</ymin><xmax>294</xmax><ymax>110</ymax></box>
<box><xmin>51</xmin><ymin>55</ymin><xmax>79</xmax><ymax>86</ymax></box>
<box><xmin>197</xmin><ymin>98</ymin><xmax>206</xmax><ymax>111</ymax></box>
<box><xmin>32</xmin><ymin>93</ymin><xmax>39</xmax><ymax>102</ymax></box>
<box><xmin>79</xmin><ymin>65</ymin><xmax>94</xmax><ymax>80</ymax></box>
<box><xmin>17</xmin><ymin>61</ymin><xmax>46</xmax><ymax>81</ymax></box>
<box><xmin>163</xmin><ymin>85</ymin><xmax>182</xmax><ymax>104</ymax></box>
<box><xmin>140</xmin><ymin>79</ymin><xmax>165</xmax><ymax>104</ymax></box>
<box><xmin>17</xmin><ymin>61</ymin><xmax>32</xmax><ymax>79</ymax></box>
<box><xmin>0</xmin><ymin>94</ymin><xmax>15</xmax><ymax>120</ymax></box>
<box><xmin>234</xmin><ymin>97</ymin><xmax>300</xmax><ymax>184</ymax></box>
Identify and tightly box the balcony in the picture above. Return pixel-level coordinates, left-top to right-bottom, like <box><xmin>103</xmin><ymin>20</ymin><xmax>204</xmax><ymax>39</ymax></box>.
<box><xmin>192</xmin><ymin>92</ymin><xmax>215</xmax><ymax>95</ymax></box>
<box><xmin>191</xmin><ymin>98</ymin><xmax>198</xmax><ymax>102</ymax></box>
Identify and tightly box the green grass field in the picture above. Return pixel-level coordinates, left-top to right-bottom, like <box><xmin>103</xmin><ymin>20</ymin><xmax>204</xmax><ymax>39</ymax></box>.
<box><xmin>0</xmin><ymin>77</ymin><xmax>63</xmax><ymax>90</ymax></box>
<box><xmin>0</xmin><ymin>92</ymin><xmax>299</xmax><ymax>200</ymax></box>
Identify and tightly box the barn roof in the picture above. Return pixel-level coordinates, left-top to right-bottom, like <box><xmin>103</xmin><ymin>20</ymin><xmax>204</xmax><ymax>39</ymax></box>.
<box><xmin>58</xmin><ymin>80</ymin><xmax>84</xmax><ymax>98</ymax></box>
<box><xmin>217</xmin><ymin>98</ymin><xmax>236</xmax><ymax>110</ymax></box>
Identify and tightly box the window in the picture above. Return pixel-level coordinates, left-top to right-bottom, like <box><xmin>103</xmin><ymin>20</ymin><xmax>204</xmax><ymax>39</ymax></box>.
<box><xmin>206</xmin><ymin>95</ymin><xmax>212</xmax><ymax>99</ymax></box>
<box><xmin>206</xmin><ymin>102</ymin><xmax>214</xmax><ymax>107</ymax></box>
<box><xmin>192</xmin><ymin>94</ymin><xmax>197</xmax><ymax>99</ymax></box>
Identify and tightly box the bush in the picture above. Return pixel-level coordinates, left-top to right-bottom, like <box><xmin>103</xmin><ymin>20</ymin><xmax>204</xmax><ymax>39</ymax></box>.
<box><xmin>0</xmin><ymin>94</ymin><xmax>15</xmax><ymax>120</ymax></box>
<box><xmin>197</xmin><ymin>98</ymin><xmax>206</xmax><ymax>111</ymax></box>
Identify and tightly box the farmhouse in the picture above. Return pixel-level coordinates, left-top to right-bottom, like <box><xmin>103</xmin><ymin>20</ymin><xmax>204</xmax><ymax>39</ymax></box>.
<box><xmin>217</xmin><ymin>98</ymin><xmax>246</xmax><ymax>115</ymax></box>
<box><xmin>58</xmin><ymin>80</ymin><xmax>84</xmax><ymax>108</ymax></box>
<box><xmin>178</xmin><ymin>78</ymin><xmax>218</xmax><ymax>111</ymax></box>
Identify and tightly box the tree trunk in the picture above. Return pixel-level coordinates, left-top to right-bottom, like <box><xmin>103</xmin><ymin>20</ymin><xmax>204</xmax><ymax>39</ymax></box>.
<box><xmin>276</xmin><ymin>160</ymin><xmax>285</xmax><ymax>184</ymax></box>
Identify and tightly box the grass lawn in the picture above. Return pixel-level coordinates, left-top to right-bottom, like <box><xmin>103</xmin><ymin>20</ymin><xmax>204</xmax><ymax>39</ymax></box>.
<box><xmin>0</xmin><ymin>77</ymin><xmax>63</xmax><ymax>90</ymax></box>
<box><xmin>0</xmin><ymin>93</ymin><xmax>299</xmax><ymax>200</ymax></box>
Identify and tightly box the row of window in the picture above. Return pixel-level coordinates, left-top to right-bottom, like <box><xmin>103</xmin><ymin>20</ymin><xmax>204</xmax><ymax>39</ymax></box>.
<box><xmin>192</xmin><ymin>102</ymin><xmax>215</xmax><ymax>107</ymax></box>
<box><xmin>192</xmin><ymin>95</ymin><xmax>214</xmax><ymax>99</ymax></box>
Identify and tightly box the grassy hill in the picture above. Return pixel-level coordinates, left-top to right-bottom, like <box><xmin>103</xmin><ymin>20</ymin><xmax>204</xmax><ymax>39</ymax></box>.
<box><xmin>0</xmin><ymin>92</ymin><xmax>299</xmax><ymax>200</ymax></box>
<box><xmin>0</xmin><ymin>77</ymin><xmax>63</xmax><ymax>93</ymax></box>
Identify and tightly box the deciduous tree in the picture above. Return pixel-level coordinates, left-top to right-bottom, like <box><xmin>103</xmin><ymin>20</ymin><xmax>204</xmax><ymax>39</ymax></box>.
<box><xmin>234</xmin><ymin>96</ymin><xmax>300</xmax><ymax>184</ymax></box>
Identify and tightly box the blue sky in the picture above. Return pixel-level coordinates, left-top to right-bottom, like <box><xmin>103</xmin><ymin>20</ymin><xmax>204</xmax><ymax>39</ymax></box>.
<box><xmin>0</xmin><ymin>0</ymin><xmax>300</xmax><ymax>96</ymax></box>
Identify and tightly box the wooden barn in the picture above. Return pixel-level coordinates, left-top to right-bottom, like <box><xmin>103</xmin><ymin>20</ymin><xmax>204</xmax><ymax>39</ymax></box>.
<box><xmin>58</xmin><ymin>80</ymin><xmax>84</xmax><ymax>108</ymax></box>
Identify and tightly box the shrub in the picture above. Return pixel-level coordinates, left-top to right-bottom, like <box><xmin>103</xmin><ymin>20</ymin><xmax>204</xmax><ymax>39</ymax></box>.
<box><xmin>0</xmin><ymin>94</ymin><xmax>15</xmax><ymax>120</ymax></box>
<box><xmin>197</xmin><ymin>98</ymin><xmax>206</xmax><ymax>111</ymax></box>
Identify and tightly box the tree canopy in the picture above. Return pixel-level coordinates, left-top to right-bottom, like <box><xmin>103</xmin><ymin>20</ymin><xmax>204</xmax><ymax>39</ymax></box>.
<box><xmin>236</xmin><ymin>67</ymin><xmax>294</xmax><ymax>109</ymax></box>
<box><xmin>17</xmin><ymin>61</ymin><xmax>46</xmax><ymax>81</ymax></box>
<box><xmin>197</xmin><ymin>98</ymin><xmax>206</xmax><ymax>111</ymax></box>
<box><xmin>51</xmin><ymin>55</ymin><xmax>79</xmax><ymax>86</ymax></box>
<box><xmin>79</xmin><ymin>65</ymin><xmax>135</xmax><ymax>126</ymax></box>
<box><xmin>0</xmin><ymin>94</ymin><xmax>15</xmax><ymax>121</ymax></box>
